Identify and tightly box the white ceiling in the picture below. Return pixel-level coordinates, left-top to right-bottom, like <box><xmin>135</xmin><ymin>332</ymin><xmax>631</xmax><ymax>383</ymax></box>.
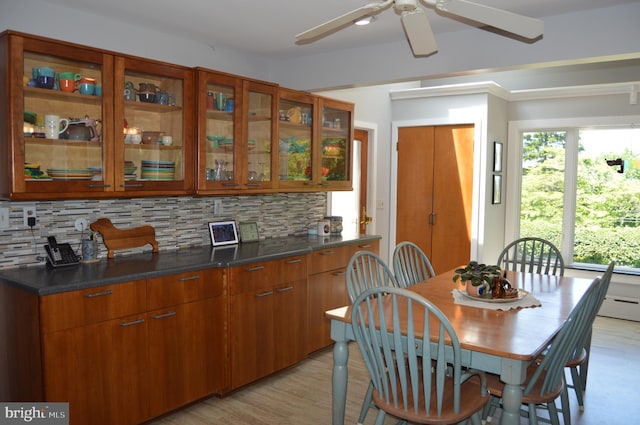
<box><xmin>40</xmin><ymin>0</ymin><xmax>640</xmax><ymax>59</ymax></box>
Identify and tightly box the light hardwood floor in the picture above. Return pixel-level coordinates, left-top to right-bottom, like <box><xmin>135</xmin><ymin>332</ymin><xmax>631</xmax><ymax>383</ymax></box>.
<box><xmin>149</xmin><ymin>316</ymin><xmax>640</xmax><ymax>424</ymax></box>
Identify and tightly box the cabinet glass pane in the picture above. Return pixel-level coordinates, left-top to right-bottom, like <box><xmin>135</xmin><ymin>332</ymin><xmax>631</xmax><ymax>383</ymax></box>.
<box><xmin>278</xmin><ymin>100</ymin><xmax>312</xmax><ymax>182</ymax></box>
<box><xmin>247</xmin><ymin>91</ymin><xmax>273</xmax><ymax>182</ymax></box>
<box><xmin>123</xmin><ymin>72</ymin><xmax>184</xmax><ymax>182</ymax></box>
<box><xmin>321</xmin><ymin>107</ymin><xmax>350</xmax><ymax>181</ymax></box>
<box><xmin>205</xmin><ymin>83</ymin><xmax>235</xmax><ymax>181</ymax></box>
<box><xmin>23</xmin><ymin>52</ymin><xmax>104</xmax><ymax>181</ymax></box>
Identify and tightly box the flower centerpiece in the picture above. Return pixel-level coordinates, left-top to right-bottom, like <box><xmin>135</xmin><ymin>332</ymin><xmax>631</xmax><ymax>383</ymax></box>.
<box><xmin>452</xmin><ymin>261</ymin><xmax>502</xmax><ymax>296</ymax></box>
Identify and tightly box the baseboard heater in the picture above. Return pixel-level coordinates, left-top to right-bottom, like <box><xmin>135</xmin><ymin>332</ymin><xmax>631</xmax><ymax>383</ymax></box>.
<box><xmin>598</xmin><ymin>295</ymin><xmax>640</xmax><ymax>322</ymax></box>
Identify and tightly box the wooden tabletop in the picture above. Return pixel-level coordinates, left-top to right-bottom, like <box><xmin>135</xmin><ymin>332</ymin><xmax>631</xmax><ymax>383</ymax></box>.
<box><xmin>326</xmin><ymin>268</ymin><xmax>594</xmax><ymax>361</ymax></box>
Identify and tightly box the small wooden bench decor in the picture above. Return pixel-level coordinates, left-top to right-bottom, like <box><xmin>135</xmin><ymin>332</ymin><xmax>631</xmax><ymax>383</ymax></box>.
<box><xmin>90</xmin><ymin>218</ymin><xmax>159</xmax><ymax>258</ymax></box>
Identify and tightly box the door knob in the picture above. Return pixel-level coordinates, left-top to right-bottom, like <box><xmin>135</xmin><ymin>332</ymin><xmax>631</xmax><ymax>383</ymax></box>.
<box><xmin>360</xmin><ymin>207</ymin><xmax>373</xmax><ymax>225</ymax></box>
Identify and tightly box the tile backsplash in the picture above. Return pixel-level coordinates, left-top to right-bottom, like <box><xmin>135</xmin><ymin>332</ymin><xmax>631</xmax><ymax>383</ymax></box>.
<box><xmin>0</xmin><ymin>193</ymin><xmax>327</xmax><ymax>270</ymax></box>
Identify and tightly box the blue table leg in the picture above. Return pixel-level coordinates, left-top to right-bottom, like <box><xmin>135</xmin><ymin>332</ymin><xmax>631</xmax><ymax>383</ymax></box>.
<box><xmin>332</xmin><ymin>339</ymin><xmax>349</xmax><ymax>425</ymax></box>
<box><xmin>500</xmin><ymin>382</ymin><xmax>523</xmax><ymax>425</ymax></box>
<box><xmin>499</xmin><ymin>360</ymin><xmax>527</xmax><ymax>425</ymax></box>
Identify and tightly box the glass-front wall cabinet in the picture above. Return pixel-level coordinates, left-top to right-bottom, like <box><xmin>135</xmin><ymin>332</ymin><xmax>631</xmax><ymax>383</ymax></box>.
<box><xmin>9</xmin><ymin>34</ymin><xmax>114</xmax><ymax>199</ymax></box>
<box><xmin>116</xmin><ymin>56</ymin><xmax>194</xmax><ymax>196</ymax></box>
<box><xmin>196</xmin><ymin>72</ymin><xmax>276</xmax><ymax>194</ymax></box>
<box><xmin>196</xmin><ymin>69</ymin><xmax>241</xmax><ymax>192</ymax></box>
<box><xmin>244</xmin><ymin>80</ymin><xmax>277</xmax><ymax>191</ymax></box>
<box><xmin>316</xmin><ymin>97</ymin><xmax>353</xmax><ymax>190</ymax></box>
<box><xmin>277</xmin><ymin>88</ymin><xmax>314</xmax><ymax>190</ymax></box>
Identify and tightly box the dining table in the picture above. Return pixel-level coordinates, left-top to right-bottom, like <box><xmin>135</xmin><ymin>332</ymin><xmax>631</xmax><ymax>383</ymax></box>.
<box><xmin>326</xmin><ymin>268</ymin><xmax>594</xmax><ymax>425</ymax></box>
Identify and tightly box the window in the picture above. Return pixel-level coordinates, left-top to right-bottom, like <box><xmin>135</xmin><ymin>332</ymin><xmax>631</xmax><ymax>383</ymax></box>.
<box><xmin>518</xmin><ymin>128</ymin><xmax>640</xmax><ymax>273</ymax></box>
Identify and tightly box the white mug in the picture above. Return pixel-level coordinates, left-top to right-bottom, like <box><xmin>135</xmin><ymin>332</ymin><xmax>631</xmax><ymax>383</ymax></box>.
<box><xmin>317</xmin><ymin>220</ymin><xmax>330</xmax><ymax>237</ymax></box>
<box><xmin>44</xmin><ymin>115</ymin><xmax>69</xmax><ymax>140</ymax></box>
<box><xmin>161</xmin><ymin>135</ymin><xmax>173</xmax><ymax>146</ymax></box>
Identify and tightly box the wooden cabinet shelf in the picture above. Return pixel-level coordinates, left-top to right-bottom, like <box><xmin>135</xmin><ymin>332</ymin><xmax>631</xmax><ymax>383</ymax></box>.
<box><xmin>24</xmin><ymin>86</ymin><xmax>102</xmax><ymax>105</ymax></box>
<box><xmin>124</xmin><ymin>99</ymin><xmax>182</xmax><ymax>113</ymax></box>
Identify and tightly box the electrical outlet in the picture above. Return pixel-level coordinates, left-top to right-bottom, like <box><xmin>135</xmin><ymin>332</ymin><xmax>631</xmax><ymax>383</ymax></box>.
<box><xmin>75</xmin><ymin>218</ymin><xmax>90</xmax><ymax>232</ymax></box>
<box><xmin>23</xmin><ymin>205</ymin><xmax>37</xmax><ymax>227</ymax></box>
<box><xmin>214</xmin><ymin>199</ymin><xmax>223</xmax><ymax>215</ymax></box>
<box><xmin>0</xmin><ymin>207</ymin><xmax>9</xmax><ymax>229</ymax></box>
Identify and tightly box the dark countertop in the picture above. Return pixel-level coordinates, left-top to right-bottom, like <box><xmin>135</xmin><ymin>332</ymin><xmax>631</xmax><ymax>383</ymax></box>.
<box><xmin>0</xmin><ymin>233</ymin><xmax>381</xmax><ymax>296</ymax></box>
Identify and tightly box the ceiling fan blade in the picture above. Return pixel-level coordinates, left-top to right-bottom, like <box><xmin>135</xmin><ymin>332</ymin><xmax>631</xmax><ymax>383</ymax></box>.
<box><xmin>401</xmin><ymin>9</ymin><xmax>438</xmax><ymax>56</ymax></box>
<box><xmin>296</xmin><ymin>0</ymin><xmax>394</xmax><ymax>44</ymax></box>
<box><xmin>435</xmin><ymin>0</ymin><xmax>544</xmax><ymax>39</ymax></box>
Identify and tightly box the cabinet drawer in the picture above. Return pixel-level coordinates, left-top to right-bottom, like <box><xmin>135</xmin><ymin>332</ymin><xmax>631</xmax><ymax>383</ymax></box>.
<box><xmin>40</xmin><ymin>280</ymin><xmax>147</xmax><ymax>333</ymax></box>
<box><xmin>280</xmin><ymin>255</ymin><xmax>307</xmax><ymax>283</ymax></box>
<box><xmin>344</xmin><ymin>240</ymin><xmax>380</xmax><ymax>262</ymax></box>
<box><xmin>308</xmin><ymin>245</ymin><xmax>357</xmax><ymax>275</ymax></box>
<box><xmin>229</xmin><ymin>260</ymin><xmax>279</xmax><ymax>295</ymax></box>
<box><xmin>147</xmin><ymin>268</ymin><xmax>225</xmax><ymax>311</ymax></box>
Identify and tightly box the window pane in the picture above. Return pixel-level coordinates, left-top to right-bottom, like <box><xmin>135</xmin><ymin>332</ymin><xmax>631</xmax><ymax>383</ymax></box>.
<box><xmin>575</xmin><ymin>129</ymin><xmax>640</xmax><ymax>269</ymax></box>
<box><xmin>519</xmin><ymin>131</ymin><xmax>566</xmax><ymax>249</ymax></box>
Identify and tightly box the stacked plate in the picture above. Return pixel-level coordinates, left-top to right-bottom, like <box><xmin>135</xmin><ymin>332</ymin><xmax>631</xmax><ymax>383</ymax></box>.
<box><xmin>141</xmin><ymin>160</ymin><xmax>174</xmax><ymax>180</ymax></box>
<box><xmin>124</xmin><ymin>161</ymin><xmax>137</xmax><ymax>180</ymax></box>
<box><xmin>47</xmin><ymin>168</ymin><xmax>93</xmax><ymax>180</ymax></box>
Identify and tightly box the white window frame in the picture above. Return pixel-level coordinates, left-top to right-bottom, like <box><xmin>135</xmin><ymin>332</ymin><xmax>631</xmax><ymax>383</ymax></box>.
<box><xmin>506</xmin><ymin>115</ymin><xmax>640</xmax><ymax>272</ymax></box>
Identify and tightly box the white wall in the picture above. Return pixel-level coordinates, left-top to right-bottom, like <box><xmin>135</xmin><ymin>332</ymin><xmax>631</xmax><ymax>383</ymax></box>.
<box><xmin>1</xmin><ymin>1</ymin><xmax>639</xmax><ymax>90</ymax></box>
<box><xmin>0</xmin><ymin>0</ymin><xmax>271</xmax><ymax>81</ymax></box>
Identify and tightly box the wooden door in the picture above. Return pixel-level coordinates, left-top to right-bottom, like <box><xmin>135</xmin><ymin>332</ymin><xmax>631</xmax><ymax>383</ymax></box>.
<box><xmin>356</xmin><ymin>129</ymin><xmax>371</xmax><ymax>234</ymax></box>
<box><xmin>396</xmin><ymin>124</ymin><xmax>474</xmax><ymax>274</ymax></box>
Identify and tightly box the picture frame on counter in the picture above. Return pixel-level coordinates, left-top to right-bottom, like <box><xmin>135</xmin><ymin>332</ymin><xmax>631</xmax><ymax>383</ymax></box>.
<box><xmin>238</xmin><ymin>221</ymin><xmax>260</xmax><ymax>242</ymax></box>
<box><xmin>208</xmin><ymin>220</ymin><xmax>239</xmax><ymax>246</ymax></box>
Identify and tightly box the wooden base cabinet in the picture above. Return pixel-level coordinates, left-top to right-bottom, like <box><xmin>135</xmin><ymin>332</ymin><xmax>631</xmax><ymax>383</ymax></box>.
<box><xmin>43</xmin><ymin>314</ymin><xmax>149</xmax><ymax>425</ymax></box>
<box><xmin>146</xmin><ymin>269</ymin><xmax>226</xmax><ymax>417</ymax></box>
<box><xmin>37</xmin><ymin>269</ymin><xmax>226</xmax><ymax>425</ymax></box>
<box><xmin>307</xmin><ymin>240</ymin><xmax>379</xmax><ymax>353</ymax></box>
<box><xmin>228</xmin><ymin>255</ymin><xmax>307</xmax><ymax>390</ymax></box>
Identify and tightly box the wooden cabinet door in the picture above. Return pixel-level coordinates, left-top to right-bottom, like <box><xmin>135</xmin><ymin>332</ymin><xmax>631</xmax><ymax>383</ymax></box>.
<box><xmin>43</xmin><ymin>314</ymin><xmax>148</xmax><ymax>425</ymax></box>
<box><xmin>396</xmin><ymin>124</ymin><xmax>473</xmax><ymax>274</ymax></box>
<box><xmin>273</xmin><ymin>281</ymin><xmax>305</xmax><ymax>370</ymax></box>
<box><xmin>147</xmin><ymin>296</ymin><xmax>225</xmax><ymax>417</ymax></box>
<box><xmin>314</xmin><ymin>96</ymin><xmax>354</xmax><ymax>190</ymax></box>
<box><xmin>4</xmin><ymin>32</ymin><xmax>115</xmax><ymax>200</ymax></box>
<box><xmin>229</xmin><ymin>288</ymin><xmax>275</xmax><ymax>389</ymax></box>
<box><xmin>307</xmin><ymin>269</ymin><xmax>348</xmax><ymax>353</ymax></box>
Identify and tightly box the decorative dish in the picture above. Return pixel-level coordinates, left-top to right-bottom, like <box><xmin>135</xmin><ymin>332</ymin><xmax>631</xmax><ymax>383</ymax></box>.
<box><xmin>460</xmin><ymin>289</ymin><xmax>529</xmax><ymax>303</ymax></box>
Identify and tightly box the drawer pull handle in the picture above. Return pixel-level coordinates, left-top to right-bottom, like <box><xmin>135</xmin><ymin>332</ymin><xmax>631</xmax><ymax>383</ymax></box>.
<box><xmin>256</xmin><ymin>291</ymin><xmax>273</xmax><ymax>297</ymax></box>
<box><xmin>246</xmin><ymin>266</ymin><xmax>265</xmax><ymax>272</ymax></box>
<box><xmin>120</xmin><ymin>318</ymin><xmax>145</xmax><ymax>327</ymax></box>
<box><xmin>319</xmin><ymin>251</ymin><xmax>335</xmax><ymax>256</ymax></box>
<box><xmin>122</xmin><ymin>183</ymin><xmax>144</xmax><ymax>188</ymax></box>
<box><xmin>358</xmin><ymin>244</ymin><xmax>372</xmax><ymax>248</ymax></box>
<box><xmin>86</xmin><ymin>184</ymin><xmax>111</xmax><ymax>188</ymax></box>
<box><xmin>85</xmin><ymin>290</ymin><xmax>113</xmax><ymax>298</ymax></box>
<box><xmin>332</xmin><ymin>271</ymin><xmax>346</xmax><ymax>277</ymax></box>
<box><xmin>153</xmin><ymin>311</ymin><xmax>177</xmax><ymax>319</ymax></box>
<box><xmin>277</xmin><ymin>286</ymin><xmax>294</xmax><ymax>293</ymax></box>
<box><xmin>178</xmin><ymin>275</ymin><xmax>200</xmax><ymax>281</ymax></box>
<box><xmin>285</xmin><ymin>258</ymin><xmax>302</xmax><ymax>264</ymax></box>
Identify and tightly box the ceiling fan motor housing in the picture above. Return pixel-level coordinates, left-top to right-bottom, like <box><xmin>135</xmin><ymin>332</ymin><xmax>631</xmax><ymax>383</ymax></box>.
<box><xmin>395</xmin><ymin>0</ymin><xmax>418</xmax><ymax>12</ymax></box>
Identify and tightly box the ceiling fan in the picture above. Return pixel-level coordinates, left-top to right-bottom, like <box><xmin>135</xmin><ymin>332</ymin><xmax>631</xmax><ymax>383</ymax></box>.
<box><xmin>295</xmin><ymin>0</ymin><xmax>544</xmax><ymax>56</ymax></box>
